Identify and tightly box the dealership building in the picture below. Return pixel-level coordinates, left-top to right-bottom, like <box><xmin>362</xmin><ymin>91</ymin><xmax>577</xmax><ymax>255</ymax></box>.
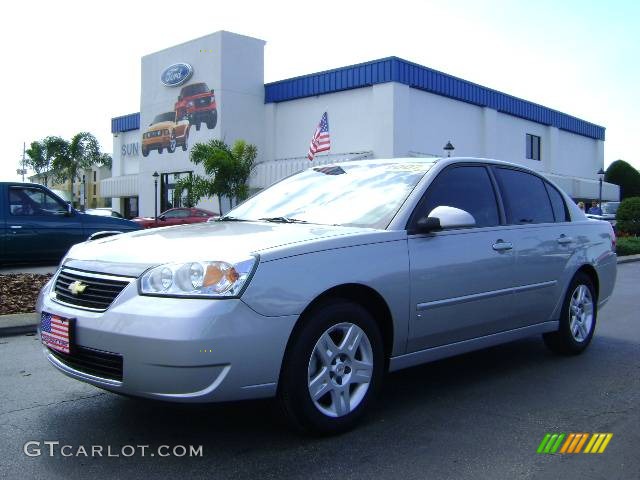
<box><xmin>104</xmin><ymin>30</ymin><xmax>618</xmax><ymax>218</ymax></box>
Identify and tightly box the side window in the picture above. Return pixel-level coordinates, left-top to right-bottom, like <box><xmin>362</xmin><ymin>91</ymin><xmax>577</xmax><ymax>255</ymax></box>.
<box><xmin>165</xmin><ymin>209</ymin><xmax>189</xmax><ymax>218</ymax></box>
<box><xmin>412</xmin><ymin>166</ymin><xmax>500</xmax><ymax>229</ymax></box>
<box><xmin>495</xmin><ymin>168</ymin><xmax>554</xmax><ymax>224</ymax></box>
<box><xmin>9</xmin><ymin>187</ymin><xmax>67</xmax><ymax>216</ymax></box>
<box><xmin>544</xmin><ymin>182</ymin><xmax>568</xmax><ymax>222</ymax></box>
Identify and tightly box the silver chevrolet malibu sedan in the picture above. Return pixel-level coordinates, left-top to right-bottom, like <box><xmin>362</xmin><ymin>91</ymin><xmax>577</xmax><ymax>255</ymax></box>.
<box><xmin>37</xmin><ymin>158</ymin><xmax>617</xmax><ymax>434</ymax></box>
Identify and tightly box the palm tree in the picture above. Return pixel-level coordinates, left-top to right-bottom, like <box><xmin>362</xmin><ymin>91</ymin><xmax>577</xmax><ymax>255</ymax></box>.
<box><xmin>49</xmin><ymin>132</ymin><xmax>110</xmax><ymax>206</ymax></box>
<box><xmin>175</xmin><ymin>139</ymin><xmax>257</xmax><ymax>214</ymax></box>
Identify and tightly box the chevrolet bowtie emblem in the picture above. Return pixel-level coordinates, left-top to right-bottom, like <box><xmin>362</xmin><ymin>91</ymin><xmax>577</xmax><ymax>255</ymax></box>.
<box><xmin>68</xmin><ymin>280</ymin><xmax>87</xmax><ymax>295</ymax></box>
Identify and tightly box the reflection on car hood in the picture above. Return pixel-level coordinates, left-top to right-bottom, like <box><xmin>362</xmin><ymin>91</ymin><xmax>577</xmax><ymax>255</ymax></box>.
<box><xmin>147</xmin><ymin>121</ymin><xmax>175</xmax><ymax>131</ymax></box>
<box><xmin>66</xmin><ymin>221</ymin><xmax>384</xmax><ymax>266</ymax></box>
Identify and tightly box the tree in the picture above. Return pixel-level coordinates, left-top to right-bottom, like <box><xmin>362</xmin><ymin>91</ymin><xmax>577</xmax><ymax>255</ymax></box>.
<box><xmin>616</xmin><ymin>197</ymin><xmax>640</xmax><ymax>236</ymax></box>
<box><xmin>48</xmin><ymin>132</ymin><xmax>111</xmax><ymax>205</ymax></box>
<box><xmin>605</xmin><ymin>160</ymin><xmax>640</xmax><ymax>200</ymax></box>
<box><xmin>25</xmin><ymin>141</ymin><xmax>51</xmax><ymax>186</ymax></box>
<box><xmin>174</xmin><ymin>139</ymin><xmax>257</xmax><ymax>214</ymax></box>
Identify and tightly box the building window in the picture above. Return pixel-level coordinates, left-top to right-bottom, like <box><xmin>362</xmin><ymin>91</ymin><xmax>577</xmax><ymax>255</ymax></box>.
<box><xmin>526</xmin><ymin>134</ymin><xmax>541</xmax><ymax>161</ymax></box>
<box><xmin>92</xmin><ymin>184</ymin><xmax>96</xmax><ymax>196</ymax></box>
<box><xmin>93</xmin><ymin>171</ymin><xmax>97</xmax><ymax>182</ymax></box>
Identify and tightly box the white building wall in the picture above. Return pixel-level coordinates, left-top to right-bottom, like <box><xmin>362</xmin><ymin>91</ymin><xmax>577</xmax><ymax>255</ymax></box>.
<box><xmin>109</xmin><ymin>32</ymin><xmax>618</xmax><ymax>212</ymax></box>
<box><xmin>407</xmin><ymin>87</ymin><xmax>484</xmax><ymax>158</ymax></box>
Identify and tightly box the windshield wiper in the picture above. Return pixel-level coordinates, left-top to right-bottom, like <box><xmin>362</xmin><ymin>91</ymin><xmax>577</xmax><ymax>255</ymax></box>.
<box><xmin>258</xmin><ymin>217</ymin><xmax>307</xmax><ymax>224</ymax></box>
<box><xmin>217</xmin><ymin>216</ymin><xmax>247</xmax><ymax>222</ymax></box>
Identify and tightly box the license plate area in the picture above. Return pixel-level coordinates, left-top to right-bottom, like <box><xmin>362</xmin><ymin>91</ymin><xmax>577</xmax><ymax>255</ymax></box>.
<box><xmin>40</xmin><ymin>312</ymin><xmax>74</xmax><ymax>354</ymax></box>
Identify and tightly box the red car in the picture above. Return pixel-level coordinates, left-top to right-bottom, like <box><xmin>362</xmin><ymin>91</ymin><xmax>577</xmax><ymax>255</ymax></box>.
<box><xmin>132</xmin><ymin>207</ymin><xmax>217</xmax><ymax>229</ymax></box>
<box><xmin>174</xmin><ymin>82</ymin><xmax>218</xmax><ymax>131</ymax></box>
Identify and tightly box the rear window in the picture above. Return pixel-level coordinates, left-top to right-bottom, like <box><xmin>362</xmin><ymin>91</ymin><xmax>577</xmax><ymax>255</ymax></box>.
<box><xmin>544</xmin><ymin>182</ymin><xmax>568</xmax><ymax>222</ymax></box>
<box><xmin>495</xmin><ymin>168</ymin><xmax>554</xmax><ymax>224</ymax></box>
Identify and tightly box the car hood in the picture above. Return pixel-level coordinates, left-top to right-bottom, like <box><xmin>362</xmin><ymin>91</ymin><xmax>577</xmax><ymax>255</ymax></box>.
<box><xmin>64</xmin><ymin>221</ymin><xmax>394</xmax><ymax>274</ymax></box>
<box><xmin>147</xmin><ymin>121</ymin><xmax>174</xmax><ymax>131</ymax></box>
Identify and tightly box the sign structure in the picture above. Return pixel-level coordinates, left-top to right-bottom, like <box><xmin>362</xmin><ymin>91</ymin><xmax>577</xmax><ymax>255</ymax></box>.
<box><xmin>160</xmin><ymin>63</ymin><xmax>194</xmax><ymax>87</ymax></box>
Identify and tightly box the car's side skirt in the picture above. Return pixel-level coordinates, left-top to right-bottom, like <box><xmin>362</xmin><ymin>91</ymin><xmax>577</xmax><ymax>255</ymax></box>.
<box><xmin>389</xmin><ymin>321</ymin><xmax>559</xmax><ymax>372</ymax></box>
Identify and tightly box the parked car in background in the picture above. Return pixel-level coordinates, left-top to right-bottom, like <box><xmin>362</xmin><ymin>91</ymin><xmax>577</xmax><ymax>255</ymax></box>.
<box><xmin>84</xmin><ymin>208</ymin><xmax>124</xmax><ymax>219</ymax></box>
<box><xmin>36</xmin><ymin>158</ymin><xmax>616</xmax><ymax>434</ymax></box>
<box><xmin>141</xmin><ymin>112</ymin><xmax>190</xmax><ymax>156</ymax></box>
<box><xmin>586</xmin><ymin>201</ymin><xmax>620</xmax><ymax>227</ymax></box>
<box><xmin>132</xmin><ymin>207</ymin><xmax>217</xmax><ymax>228</ymax></box>
<box><xmin>0</xmin><ymin>182</ymin><xmax>140</xmax><ymax>265</ymax></box>
<box><xmin>174</xmin><ymin>82</ymin><xmax>218</xmax><ymax>131</ymax></box>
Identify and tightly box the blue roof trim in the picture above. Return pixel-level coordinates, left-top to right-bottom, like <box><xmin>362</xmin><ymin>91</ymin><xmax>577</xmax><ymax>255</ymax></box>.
<box><xmin>111</xmin><ymin>113</ymin><xmax>140</xmax><ymax>134</ymax></box>
<box><xmin>264</xmin><ymin>57</ymin><xmax>605</xmax><ymax>141</ymax></box>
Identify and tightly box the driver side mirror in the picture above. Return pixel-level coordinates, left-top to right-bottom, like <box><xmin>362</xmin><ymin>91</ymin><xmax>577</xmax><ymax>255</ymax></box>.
<box><xmin>158</xmin><ymin>215</ymin><xmax>166</xmax><ymax>221</ymax></box>
<box><xmin>66</xmin><ymin>203</ymin><xmax>73</xmax><ymax>216</ymax></box>
<box><xmin>413</xmin><ymin>206</ymin><xmax>476</xmax><ymax>233</ymax></box>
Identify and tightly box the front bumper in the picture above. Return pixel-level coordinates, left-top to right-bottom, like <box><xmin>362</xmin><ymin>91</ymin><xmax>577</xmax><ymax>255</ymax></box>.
<box><xmin>36</xmin><ymin>277</ymin><xmax>298</xmax><ymax>403</ymax></box>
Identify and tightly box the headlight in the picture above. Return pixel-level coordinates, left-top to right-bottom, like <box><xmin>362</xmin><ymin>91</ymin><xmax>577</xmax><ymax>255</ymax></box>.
<box><xmin>187</xmin><ymin>101</ymin><xmax>194</xmax><ymax>107</ymax></box>
<box><xmin>139</xmin><ymin>257</ymin><xmax>257</xmax><ymax>298</ymax></box>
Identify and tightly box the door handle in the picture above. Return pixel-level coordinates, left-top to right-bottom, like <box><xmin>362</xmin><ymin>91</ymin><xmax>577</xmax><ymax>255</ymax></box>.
<box><xmin>557</xmin><ymin>235</ymin><xmax>574</xmax><ymax>245</ymax></box>
<box><xmin>492</xmin><ymin>240</ymin><xmax>513</xmax><ymax>251</ymax></box>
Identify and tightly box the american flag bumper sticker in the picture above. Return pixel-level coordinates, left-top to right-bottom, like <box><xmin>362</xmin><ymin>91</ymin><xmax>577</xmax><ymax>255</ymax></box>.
<box><xmin>40</xmin><ymin>312</ymin><xmax>74</xmax><ymax>354</ymax></box>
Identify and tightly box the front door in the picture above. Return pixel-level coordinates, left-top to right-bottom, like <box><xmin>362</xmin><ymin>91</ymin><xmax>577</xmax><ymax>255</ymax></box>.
<box><xmin>5</xmin><ymin>185</ymin><xmax>84</xmax><ymax>263</ymax></box>
<box><xmin>407</xmin><ymin>165</ymin><xmax>518</xmax><ymax>352</ymax></box>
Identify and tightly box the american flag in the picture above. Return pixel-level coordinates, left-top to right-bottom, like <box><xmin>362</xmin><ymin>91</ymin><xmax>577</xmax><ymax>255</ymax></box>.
<box><xmin>41</xmin><ymin>313</ymin><xmax>71</xmax><ymax>354</ymax></box>
<box><xmin>307</xmin><ymin>112</ymin><xmax>330</xmax><ymax>161</ymax></box>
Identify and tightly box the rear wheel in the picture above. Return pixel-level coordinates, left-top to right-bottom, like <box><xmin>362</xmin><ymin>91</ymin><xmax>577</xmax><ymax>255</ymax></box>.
<box><xmin>543</xmin><ymin>272</ymin><xmax>597</xmax><ymax>355</ymax></box>
<box><xmin>278</xmin><ymin>299</ymin><xmax>384</xmax><ymax>435</ymax></box>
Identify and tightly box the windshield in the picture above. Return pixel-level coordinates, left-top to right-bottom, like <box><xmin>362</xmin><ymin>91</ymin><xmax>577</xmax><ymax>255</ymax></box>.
<box><xmin>227</xmin><ymin>161</ymin><xmax>434</xmax><ymax>229</ymax></box>
<box><xmin>181</xmin><ymin>83</ymin><xmax>209</xmax><ymax>97</ymax></box>
<box><xmin>153</xmin><ymin>112</ymin><xmax>175</xmax><ymax>123</ymax></box>
<box><xmin>602</xmin><ymin>202</ymin><xmax>619</xmax><ymax>214</ymax></box>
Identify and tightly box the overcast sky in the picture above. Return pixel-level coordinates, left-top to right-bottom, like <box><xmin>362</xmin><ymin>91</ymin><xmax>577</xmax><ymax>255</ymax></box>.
<box><xmin>1</xmin><ymin>0</ymin><xmax>638</xmax><ymax>181</ymax></box>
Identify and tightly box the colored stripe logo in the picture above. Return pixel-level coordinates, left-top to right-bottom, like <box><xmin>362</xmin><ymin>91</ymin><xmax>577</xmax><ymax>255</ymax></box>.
<box><xmin>537</xmin><ymin>433</ymin><xmax>613</xmax><ymax>454</ymax></box>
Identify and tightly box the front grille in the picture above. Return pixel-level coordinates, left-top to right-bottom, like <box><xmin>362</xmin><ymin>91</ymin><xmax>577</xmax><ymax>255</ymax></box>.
<box><xmin>195</xmin><ymin>96</ymin><xmax>211</xmax><ymax>106</ymax></box>
<box><xmin>53</xmin><ymin>268</ymin><xmax>131</xmax><ymax>311</ymax></box>
<box><xmin>49</xmin><ymin>345</ymin><xmax>123</xmax><ymax>381</ymax></box>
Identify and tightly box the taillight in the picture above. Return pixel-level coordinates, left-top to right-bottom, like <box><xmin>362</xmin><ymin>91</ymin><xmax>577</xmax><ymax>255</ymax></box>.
<box><xmin>610</xmin><ymin>224</ymin><xmax>616</xmax><ymax>252</ymax></box>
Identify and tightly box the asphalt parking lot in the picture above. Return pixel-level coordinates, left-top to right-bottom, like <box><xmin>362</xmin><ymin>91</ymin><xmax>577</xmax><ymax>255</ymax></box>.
<box><xmin>0</xmin><ymin>263</ymin><xmax>638</xmax><ymax>480</ymax></box>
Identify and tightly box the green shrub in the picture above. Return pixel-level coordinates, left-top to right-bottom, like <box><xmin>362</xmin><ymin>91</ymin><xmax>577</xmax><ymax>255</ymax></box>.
<box><xmin>616</xmin><ymin>237</ymin><xmax>640</xmax><ymax>256</ymax></box>
<box><xmin>605</xmin><ymin>160</ymin><xmax>640</xmax><ymax>199</ymax></box>
<box><xmin>616</xmin><ymin>197</ymin><xmax>640</xmax><ymax>235</ymax></box>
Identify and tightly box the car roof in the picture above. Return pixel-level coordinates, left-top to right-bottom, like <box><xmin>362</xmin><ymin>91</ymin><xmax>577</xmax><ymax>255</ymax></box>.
<box><xmin>309</xmin><ymin>156</ymin><xmax>540</xmax><ymax>171</ymax></box>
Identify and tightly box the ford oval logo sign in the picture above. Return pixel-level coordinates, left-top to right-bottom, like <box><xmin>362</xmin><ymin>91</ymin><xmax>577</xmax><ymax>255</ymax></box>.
<box><xmin>161</xmin><ymin>63</ymin><xmax>193</xmax><ymax>87</ymax></box>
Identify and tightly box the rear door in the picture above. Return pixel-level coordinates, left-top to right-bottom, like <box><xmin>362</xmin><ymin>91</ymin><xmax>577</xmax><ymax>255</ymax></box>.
<box><xmin>5</xmin><ymin>185</ymin><xmax>84</xmax><ymax>262</ymax></box>
<box><xmin>407</xmin><ymin>165</ymin><xmax>518</xmax><ymax>352</ymax></box>
<box><xmin>491</xmin><ymin>167</ymin><xmax>575</xmax><ymax>325</ymax></box>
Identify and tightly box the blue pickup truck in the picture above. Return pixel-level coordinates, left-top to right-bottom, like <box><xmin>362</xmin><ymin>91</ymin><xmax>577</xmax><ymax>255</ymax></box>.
<box><xmin>0</xmin><ymin>182</ymin><xmax>139</xmax><ymax>265</ymax></box>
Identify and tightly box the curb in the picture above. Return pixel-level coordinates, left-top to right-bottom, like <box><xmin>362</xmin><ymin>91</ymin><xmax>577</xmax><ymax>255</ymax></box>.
<box><xmin>0</xmin><ymin>312</ymin><xmax>39</xmax><ymax>337</ymax></box>
<box><xmin>617</xmin><ymin>254</ymin><xmax>640</xmax><ymax>264</ymax></box>
<box><xmin>1</xmin><ymin>255</ymin><xmax>639</xmax><ymax>338</ymax></box>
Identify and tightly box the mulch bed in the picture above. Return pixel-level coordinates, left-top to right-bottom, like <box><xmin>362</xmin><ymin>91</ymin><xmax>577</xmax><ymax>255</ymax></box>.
<box><xmin>0</xmin><ymin>274</ymin><xmax>53</xmax><ymax>315</ymax></box>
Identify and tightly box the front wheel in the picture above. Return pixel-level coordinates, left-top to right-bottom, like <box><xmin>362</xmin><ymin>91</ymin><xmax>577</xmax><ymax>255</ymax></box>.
<box><xmin>278</xmin><ymin>299</ymin><xmax>384</xmax><ymax>435</ymax></box>
<box><xmin>543</xmin><ymin>272</ymin><xmax>597</xmax><ymax>355</ymax></box>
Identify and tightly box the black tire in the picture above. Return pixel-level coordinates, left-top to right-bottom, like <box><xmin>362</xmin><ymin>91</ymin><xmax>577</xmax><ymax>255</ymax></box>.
<box><xmin>158</xmin><ymin>147</ymin><xmax>163</xmax><ymax>154</ymax></box>
<box><xmin>543</xmin><ymin>272</ymin><xmax>597</xmax><ymax>355</ymax></box>
<box><xmin>142</xmin><ymin>147</ymin><xmax>149</xmax><ymax>157</ymax></box>
<box><xmin>167</xmin><ymin>138</ymin><xmax>176</xmax><ymax>153</ymax></box>
<box><xmin>206</xmin><ymin>110</ymin><xmax>218</xmax><ymax>129</ymax></box>
<box><xmin>195</xmin><ymin>123</ymin><xmax>201</xmax><ymax>131</ymax></box>
<box><xmin>277</xmin><ymin>299</ymin><xmax>384</xmax><ymax>435</ymax></box>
